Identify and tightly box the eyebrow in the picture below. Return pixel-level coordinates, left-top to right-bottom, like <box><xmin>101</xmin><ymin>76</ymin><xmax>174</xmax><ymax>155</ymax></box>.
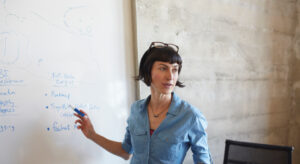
<box><xmin>158</xmin><ymin>63</ymin><xmax>179</xmax><ymax>68</ymax></box>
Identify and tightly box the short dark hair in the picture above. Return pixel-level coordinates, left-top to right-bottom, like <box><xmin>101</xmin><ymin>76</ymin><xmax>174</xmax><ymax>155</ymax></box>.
<box><xmin>136</xmin><ymin>46</ymin><xmax>185</xmax><ymax>87</ymax></box>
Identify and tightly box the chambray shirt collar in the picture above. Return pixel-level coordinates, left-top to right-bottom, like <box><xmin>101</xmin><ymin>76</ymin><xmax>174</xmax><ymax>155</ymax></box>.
<box><xmin>139</xmin><ymin>92</ymin><xmax>181</xmax><ymax>116</ymax></box>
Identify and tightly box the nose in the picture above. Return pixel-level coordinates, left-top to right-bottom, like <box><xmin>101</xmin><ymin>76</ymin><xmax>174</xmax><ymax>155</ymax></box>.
<box><xmin>166</xmin><ymin>69</ymin><xmax>173</xmax><ymax>80</ymax></box>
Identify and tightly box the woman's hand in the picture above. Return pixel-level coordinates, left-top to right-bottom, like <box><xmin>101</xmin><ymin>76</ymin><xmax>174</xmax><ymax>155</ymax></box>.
<box><xmin>74</xmin><ymin>110</ymin><xmax>96</xmax><ymax>139</ymax></box>
<box><xmin>74</xmin><ymin>109</ymin><xmax>130</xmax><ymax>160</ymax></box>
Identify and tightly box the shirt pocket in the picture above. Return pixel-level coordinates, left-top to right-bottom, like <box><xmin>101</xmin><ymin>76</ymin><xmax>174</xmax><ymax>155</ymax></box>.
<box><xmin>130</xmin><ymin>128</ymin><xmax>148</xmax><ymax>154</ymax></box>
<box><xmin>157</xmin><ymin>133</ymin><xmax>184</xmax><ymax>143</ymax></box>
<box><xmin>156</xmin><ymin>133</ymin><xmax>185</xmax><ymax>160</ymax></box>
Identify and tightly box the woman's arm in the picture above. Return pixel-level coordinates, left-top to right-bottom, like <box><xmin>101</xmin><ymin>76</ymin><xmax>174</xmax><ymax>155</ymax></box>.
<box><xmin>89</xmin><ymin>132</ymin><xmax>131</xmax><ymax>160</ymax></box>
<box><xmin>189</xmin><ymin>115</ymin><xmax>213</xmax><ymax>164</ymax></box>
<box><xmin>74</xmin><ymin>110</ymin><xmax>131</xmax><ymax>160</ymax></box>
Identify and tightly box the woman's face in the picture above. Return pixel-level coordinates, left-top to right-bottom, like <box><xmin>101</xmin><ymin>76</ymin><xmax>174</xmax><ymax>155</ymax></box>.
<box><xmin>150</xmin><ymin>61</ymin><xmax>179</xmax><ymax>95</ymax></box>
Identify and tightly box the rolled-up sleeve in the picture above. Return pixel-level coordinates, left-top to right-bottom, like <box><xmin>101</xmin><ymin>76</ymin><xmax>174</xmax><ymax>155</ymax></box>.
<box><xmin>122</xmin><ymin>104</ymin><xmax>135</xmax><ymax>154</ymax></box>
<box><xmin>122</xmin><ymin>125</ymin><xmax>133</xmax><ymax>154</ymax></box>
<box><xmin>188</xmin><ymin>115</ymin><xmax>213</xmax><ymax>164</ymax></box>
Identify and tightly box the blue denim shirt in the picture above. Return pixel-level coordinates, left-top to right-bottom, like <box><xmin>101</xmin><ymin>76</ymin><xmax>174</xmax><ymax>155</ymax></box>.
<box><xmin>122</xmin><ymin>93</ymin><xmax>212</xmax><ymax>164</ymax></box>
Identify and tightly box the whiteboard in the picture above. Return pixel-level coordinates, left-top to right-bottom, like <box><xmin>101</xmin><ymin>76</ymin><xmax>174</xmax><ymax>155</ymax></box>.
<box><xmin>0</xmin><ymin>1</ymin><xmax>134</xmax><ymax>164</ymax></box>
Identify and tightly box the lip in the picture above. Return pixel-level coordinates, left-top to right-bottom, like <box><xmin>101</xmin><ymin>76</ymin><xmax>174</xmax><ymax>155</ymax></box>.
<box><xmin>162</xmin><ymin>83</ymin><xmax>173</xmax><ymax>88</ymax></box>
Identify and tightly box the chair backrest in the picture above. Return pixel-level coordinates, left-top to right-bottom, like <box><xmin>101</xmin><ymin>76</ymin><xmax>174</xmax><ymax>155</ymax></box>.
<box><xmin>223</xmin><ymin>139</ymin><xmax>294</xmax><ymax>164</ymax></box>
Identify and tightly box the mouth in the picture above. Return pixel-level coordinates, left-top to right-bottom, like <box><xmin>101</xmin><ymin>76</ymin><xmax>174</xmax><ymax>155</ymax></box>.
<box><xmin>162</xmin><ymin>83</ymin><xmax>173</xmax><ymax>88</ymax></box>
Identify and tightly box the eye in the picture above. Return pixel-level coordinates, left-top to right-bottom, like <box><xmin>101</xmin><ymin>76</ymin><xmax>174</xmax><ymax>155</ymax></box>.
<box><xmin>159</xmin><ymin>67</ymin><xmax>166</xmax><ymax>71</ymax></box>
<box><xmin>173</xmin><ymin>68</ymin><xmax>178</xmax><ymax>72</ymax></box>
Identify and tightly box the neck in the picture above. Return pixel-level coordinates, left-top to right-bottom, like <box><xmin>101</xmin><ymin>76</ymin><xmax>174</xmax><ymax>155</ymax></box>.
<box><xmin>149</xmin><ymin>88</ymin><xmax>172</xmax><ymax>112</ymax></box>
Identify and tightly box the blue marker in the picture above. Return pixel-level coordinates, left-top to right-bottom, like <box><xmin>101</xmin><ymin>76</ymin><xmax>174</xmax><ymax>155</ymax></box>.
<box><xmin>69</xmin><ymin>105</ymin><xmax>85</xmax><ymax>117</ymax></box>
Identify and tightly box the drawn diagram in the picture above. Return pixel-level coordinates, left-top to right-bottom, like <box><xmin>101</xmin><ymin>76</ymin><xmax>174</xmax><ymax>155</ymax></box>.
<box><xmin>63</xmin><ymin>6</ymin><xmax>94</xmax><ymax>36</ymax></box>
<box><xmin>1</xmin><ymin>0</ymin><xmax>6</xmax><ymax>7</ymax></box>
<box><xmin>0</xmin><ymin>32</ymin><xmax>28</xmax><ymax>65</ymax></box>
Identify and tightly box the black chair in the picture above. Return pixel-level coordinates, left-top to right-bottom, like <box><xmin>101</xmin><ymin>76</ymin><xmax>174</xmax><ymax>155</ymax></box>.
<box><xmin>223</xmin><ymin>139</ymin><xmax>294</xmax><ymax>164</ymax></box>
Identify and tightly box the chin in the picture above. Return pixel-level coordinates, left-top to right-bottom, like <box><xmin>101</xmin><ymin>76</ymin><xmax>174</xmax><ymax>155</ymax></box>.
<box><xmin>160</xmin><ymin>89</ymin><xmax>173</xmax><ymax>95</ymax></box>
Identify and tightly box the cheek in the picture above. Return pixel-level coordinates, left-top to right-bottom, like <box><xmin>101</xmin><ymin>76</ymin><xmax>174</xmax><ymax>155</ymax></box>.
<box><xmin>151</xmin><ymin>72</ymin><xmax>163</xmax><ymax>83</ymax></box>
<box><xmin>152</xmin><ymin>74</ymin><xmax>161</xmax><ymax>82</ymax></box>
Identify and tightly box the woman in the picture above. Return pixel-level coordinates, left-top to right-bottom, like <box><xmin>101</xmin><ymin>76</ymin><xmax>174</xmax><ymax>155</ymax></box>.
<box><xmin>74</xmin><ymin>42</ymin><xmax>212</xmax><ymax>164</ymax></box>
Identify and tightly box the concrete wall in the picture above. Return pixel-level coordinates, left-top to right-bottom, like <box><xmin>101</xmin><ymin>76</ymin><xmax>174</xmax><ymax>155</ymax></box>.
<box><xmin>290</xmin><ymin>1</ymin><xmax>300</xmax><ymax>163</ymax></box>
<box><xmin>135</xmin><ymin>0</ymin><xmax>299</xmax><ymax>163</ymax></box>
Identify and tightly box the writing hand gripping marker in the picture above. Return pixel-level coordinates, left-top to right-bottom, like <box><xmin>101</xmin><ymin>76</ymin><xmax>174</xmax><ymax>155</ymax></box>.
<box><xmin>69</xmin><ymin>105</ymin><xmax>85</xmax><ymax>117</ymax></box>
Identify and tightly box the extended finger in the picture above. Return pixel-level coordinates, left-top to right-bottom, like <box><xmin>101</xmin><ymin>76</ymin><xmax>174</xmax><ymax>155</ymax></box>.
<box><xmin>74</xmin><ymin>113</ymin><xmax>81</xmax><ymax>118</ymax></box>
<box><xmin>75</xmin><ymin>119</ymin><xmax>83</xmax><ymax>125</ymax></box>
<box><xmin>74</xmin><ymin>113</ymin><xmax>86</xmax><ymax>121</ymax></box>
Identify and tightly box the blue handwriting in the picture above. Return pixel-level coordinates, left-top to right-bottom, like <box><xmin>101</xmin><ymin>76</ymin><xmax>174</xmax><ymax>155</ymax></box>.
<box><xmin>0</xmin><ymin>107</ymin><xmax>15</xmax><ymax>114</ymax></box>
<box><xmin>48</xmin><ymin>103</ymin><xmax>100</xmax><ymax>111</ymax></box>
<box><xmin>0</xmin><ymin>69</ymin><xmax>8</xmax><ymax>79</ymax></box>
<box><xmin>0</xmin><ymin>125</ymin><xmax>15</xmax><ymax>133</ymax></box>
<box><xmin>50</xmin><ymin>90</ymin><xmax>70</xmax><ymax>99</ymax></box>
<box><xmin>61</xmin><ymin>112</ymin><xmax>74</xmax><ymax>117</ymax></box>
<box><xmin>50</xmin><ymin>103</ymin><xmax>69</xmax><ymax>110</ymax></box>
<box><xmin>51</xmin><ymin>72</ymin><xmax>75</xmax><ymax>87</ymax></box>
<box><xmin>0</xmin><ymin>99</ymin><xmax>15</xmax><ymax>107</ymax></box>
<box><xmin>0</xmin><ymin>69</ymin><xmax>24</xmax><ymax>86</ymax></box>
<box><xmin>51</xmin><ymin>121</ymin><xmax>76</xmax><ymax>132</ymax></box>
<box><xmin>0</xmin><ymin>99</ymin><xmax>15</xmax><ymax>114</ymax></box>
<box><xmin>0</xmin><ymin>89</ymin><xmax>16</xmax><ymax>96</ymax></box>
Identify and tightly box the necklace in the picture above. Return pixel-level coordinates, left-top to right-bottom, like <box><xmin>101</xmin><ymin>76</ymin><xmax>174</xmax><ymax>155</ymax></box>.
<box><xmin>149</xmin><ymin>105</ymin><xmax>168</xmax><ymax>118</ymax></box>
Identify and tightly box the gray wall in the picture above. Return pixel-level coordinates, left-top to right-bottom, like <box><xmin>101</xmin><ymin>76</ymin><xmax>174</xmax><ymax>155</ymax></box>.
<box><xmin>290</xmin><ymin>1</ymin><xmax>300</xmax><ymax>164</ymax></box>
<box><xmin>135</xmin><ymin>0</ymin><xmax>299</xmax><ymax>163</ymax></box>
